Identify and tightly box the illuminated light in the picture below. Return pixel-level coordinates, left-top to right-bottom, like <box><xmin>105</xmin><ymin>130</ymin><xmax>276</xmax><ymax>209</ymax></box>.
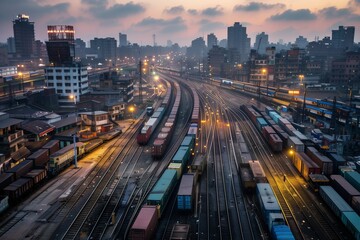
<box><xmin>226</xmin><ymin>123</ymin><xmax>230</xmax><ymax>127</ymax></box>
<box><xmin>289</xmin><ymin>150</ymin><xmax>294</xmax><ymax>155</ymax></box>
<box><xmin>201</xmin><ymin>120</ymin><xmax>206</xmax><ymax>123</ymax></box>
<box><xmin>288</xmin><ymin>90</ymin><xmax>300</xmax><ymax>95</ymax></box>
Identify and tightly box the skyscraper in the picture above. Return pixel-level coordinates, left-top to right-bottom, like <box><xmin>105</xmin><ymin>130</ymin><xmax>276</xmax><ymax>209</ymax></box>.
<box><xmin>119</xmin><ymin>33</ymin><xmax>127</xmax><ymax>47</ymax></box>
<box><xmin>207</xmin><ymin>33</ymin><xmax>218</xmax><ymax>50</ymax></box>
<box><xmin>254</xmin><ymin>32</ymin><xmax>269</xmax><ymax>55</ymax></box>
<box><xmin>13</xmin><ymin>14</ymin><xmax>35</xmax><ymax>58</ymax></box>
<box><xmin>332</xmin><ymin>26</ymin><xmax>355</xmax><ymax>49</ymax></box>
<box><xmin>227</xmin><ymin>22</ymin><xmax>251</xmax><ymax>63</ymax></box>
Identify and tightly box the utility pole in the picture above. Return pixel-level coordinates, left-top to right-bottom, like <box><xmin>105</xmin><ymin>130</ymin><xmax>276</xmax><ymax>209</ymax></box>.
<box><xmin>301</xmin><ymin>83</ymin><xmax>307</xmax><ymax>124</ymax></box>
<box><xmin>139</xmin><ymin>60</ymin><xmax>143</xmax><ymax>104</ymax></box>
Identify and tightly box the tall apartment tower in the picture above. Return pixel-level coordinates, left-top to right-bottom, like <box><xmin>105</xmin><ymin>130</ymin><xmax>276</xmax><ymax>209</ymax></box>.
<box><xmin>227</xmin><ymin>22</ymin><xmax>251</xmax><ymax>63</ymax></box>
<box><xmin>45</xmin><ymin>25</ymin><xmax>89</xmax><ymax>106</ymax></box>
<box><xmin>13</xmin><ymin>14</ymin><xmax>35</xmax><ymax>58</ymax></box>
<box><xmin>207</xmin><ymin>33</ymin><xmax>218</xmax><ymax>50</ymax></box>
<box><xmin>332</xmin><ymin>26</ymin><xmax>355</xmax><ymax>49</ymax></box>
<box><xmin>119</xmin><ymin>33</ymin><xmax>127</xmax><ymax>47</ymax></box>
<box><xmin>254</xmin><ymin>32</ymin><xmax>269</xmax><ymax>55</ymax></box>
<box><xmin>90</xmin><ymin>37</ymin><xmax>117</xmax><ymax>61</ymax></box>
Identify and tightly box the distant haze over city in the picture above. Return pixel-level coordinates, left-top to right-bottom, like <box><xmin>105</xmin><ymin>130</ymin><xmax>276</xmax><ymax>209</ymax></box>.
<box><xmin>1</xmin><ymin>0</ymin><xmax>360</xmax><ymax>46</ymax></box>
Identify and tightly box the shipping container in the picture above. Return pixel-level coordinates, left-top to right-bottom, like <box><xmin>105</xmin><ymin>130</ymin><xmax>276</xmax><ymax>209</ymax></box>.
<box><xmin>147</xmin><ymin>169</ymin><xmax>177</xmax><ymax>216</ymax></box>
<box><xmin>352</xmin><ymin>196</ymin><xmax>360</xmax><ymax>215</ymax></box>
<box><xmin>168</xmin><ymin>163</ymin><xmax>183</xmax><ymax>180</ymax></box>
<box><xmin>172</xmin><ymin>146</ymin><xmax>190</xmax><ymax>166</ymax></box>
<box><xmin>339</xmin><ymin>166</ymin><xmax>355</xmax><ymax>177</ymax></box>
<box><xmin>268</xmin><ymin>212</ymin><xmax>285</xmax><ymax>231</ymax></box>
<box><xmin>341</xmin><ymin>211</ymin><xmax>360</xmax><ymax>240</ymax></box>
<box><xmin>265</xmin><ymin>106</ymin><xmax>275</xmax><ymax>115</ymax></box>
<box><xmin>41</xmin><ymin>140</ymin><xmax>60</xmax><ymax>155</ymax></box>
<box><xmin>269</xmin><ymin>134</ymin><xmax>283</xmax><ymax>152</ymax></box>
<box><xmin>328</xmin><ymin>153</ymin><xmax>346</xmax><ymax>173</ymax></box>
<box><xmin>344</xmin><ymin>171</ymin><xmax>360</xmax><ymax>192</ymax></box>
<box><xmin>152</xmin><ymin>139</ymin><xmax>166</xmax><ymax>159</ymax></box>
<box><xmin>6</xmin><ymin>160</ymin><xmax>33</xmax><ymax>179</ymax></box>
<box><xmin>306</xmin><ymin>147</ymin><xmax>333</xmax><ymax>175</ymax></box>
<box><xmin>256</xmin><ymin>118</ymin><xmax>268</xmax><ymax>131</ymax></box>
<box><xmin>129</xmin><ymin>206</ymin><xmax>158</xmax><ymax>240</ymax></box>
<box><xmin>288</xmin><ymin>136</ymin><xmax>304</xmax><ymax>153</ymax></box>
<box><xmin>271</xmin><ymin>225</ymin><xmax>295</xmax><ymax>240</ymax></box>
<box><xmin>293</xmin><ymin>130</ymin><xmax>308</xmax><ymax>142</ymax></box>
<box><xmin>330</xmin><ymin>175</ymin><xmax>360</xmax><ymax>204</ymax></box>
<box><xmin>27</xmin><ymin>148</ymin><xmax>49</xmax><ymax>168</ymax></box>
<box><xmin>319</xmin><ymin>186</ymin><xmax>353</xmax><ymax>218</ymax></box>
<box><xmin>177</xmin><ymin>174</ymin><xmax>195</xmax><ymax>211</ymax></box>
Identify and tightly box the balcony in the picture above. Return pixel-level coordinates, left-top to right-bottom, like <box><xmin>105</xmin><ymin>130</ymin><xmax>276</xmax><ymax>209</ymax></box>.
<box><xmin>0</xmin><ymin>130</ymin><xmax>24</xmax><ymax>144</ymax></box>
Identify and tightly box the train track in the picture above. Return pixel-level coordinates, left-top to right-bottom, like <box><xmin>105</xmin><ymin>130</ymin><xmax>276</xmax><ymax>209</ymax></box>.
<box><xmin>194</xmin><ymin>85</ymin><xmax>255</xmax><ymax>240</ymax></box>
<box><xmin>221</xmin><ymin>88</ymin><xmax>351</xmax><ymax>240</ymax></box>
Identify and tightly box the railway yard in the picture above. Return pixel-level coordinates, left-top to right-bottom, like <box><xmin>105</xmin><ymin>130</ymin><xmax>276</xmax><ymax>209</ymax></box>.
<box><xmin>0</xmin><ymin>69</ymin><xmax>359</xmax><ymax>240</ymax></box>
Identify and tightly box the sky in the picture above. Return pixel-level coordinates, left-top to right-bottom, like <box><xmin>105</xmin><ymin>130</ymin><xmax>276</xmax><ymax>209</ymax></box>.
<box><xmin>1</xmin><ymin>0</ymin><xmax>360</xmax><ymax>47</ymax></box>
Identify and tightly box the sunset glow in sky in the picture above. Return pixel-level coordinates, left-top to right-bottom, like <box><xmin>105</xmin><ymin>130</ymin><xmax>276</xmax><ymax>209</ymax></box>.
<box><xmin>1</xmin><ymin>0</ymin><xmax>359</xmax><ymax>46</ymax></box>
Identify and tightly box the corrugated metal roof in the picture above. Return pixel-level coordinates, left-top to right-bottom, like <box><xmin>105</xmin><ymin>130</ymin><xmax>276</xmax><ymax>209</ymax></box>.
<box><xmin>181</xmin><ymin>136</ymin><xmax>193</xmax><ymax>146</ymax></box>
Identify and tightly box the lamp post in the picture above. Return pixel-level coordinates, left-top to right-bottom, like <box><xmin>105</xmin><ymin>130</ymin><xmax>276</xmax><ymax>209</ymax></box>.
<box><xmin>129</xmin><ymin>106</ymin><xmax>135</xmax><ymax>120</ymax></box>
<box><xmin>18</xmin><ymin>72</ymin><xmax>24</xmax><ymax>92</ymax></box>
<box><xmin>262</xmin><ymin>68</ymin><xmax>268</xmax><ymax>96</ymax></box>
<box><xmin>69</xmin><ymin>94</ymin><xmax>78</xmax><ymax>168</ymax></box>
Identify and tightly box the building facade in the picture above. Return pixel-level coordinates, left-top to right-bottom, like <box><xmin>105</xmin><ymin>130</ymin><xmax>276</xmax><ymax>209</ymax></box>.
<box><xmin>227</xmin><ymin>22</ymin><xmax>251</xmax><ymax>63</ymax></box>
<box><xmin>13</xmin><ymin>14</ymin><xmax>35</xmax><ymax>59</ymax></box>
<box><xmin>207</xmin><ymin>33</ymin><xmax>218</xmax><ymax>51</ymax></box>
<box><xmin>90</xmin><ymin>37</ymin><xmax>117</xmax><ymax>62</ymax></box>
<box><xmin>119</xmin><ymin>33</ymin><xmax>127</xmax><ymax>47</ymax></box>
<box><xmin>254</xmin><ymin>32</ymin><xmax>269</xmax><ymax>55</ymax></box>
<box><xmin>332</xmin><ymin>26</ymin><xmax>355</xmax><ymax>50</ymax></box>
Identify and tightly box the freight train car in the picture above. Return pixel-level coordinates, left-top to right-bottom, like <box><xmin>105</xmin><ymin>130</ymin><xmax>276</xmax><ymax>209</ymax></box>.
<box><xmin>146</xmin><ymin>169</ymin><xmax>177</xmax><ymax>217</ymax></box>
<box><xmin>306</xmin><ymin>147</ymin><xmax>333</xmax><ymax>175</ymax></box>
<box><xmin>137</xmin><ymin>107</ymin><xmax>166</xmax><ymax>145</ymax></box>
<box><xmin>330</xmin><ymin>175</ymin><xmax>360</xmax><ymax>204</ymax></box>
<box><xmin>129</xmin><ymin>206</ymin><xmax>158</xmax><ymax>240</ymax></box>
<box><xmin>177</xmin><ymin>173</ymin><xmax>195</xmax><ymax>211</ymax></box>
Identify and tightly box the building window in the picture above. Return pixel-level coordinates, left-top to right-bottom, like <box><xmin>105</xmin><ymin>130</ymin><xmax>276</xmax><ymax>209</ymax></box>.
<box><xmin>57</xmin><ymin>83</ymin><xmax>62</xmax><ymax>87</ymax></box>
<box><xmin>65</xmin><ymin>89</ymin><xmax>71</xmax><ymax>93</ymax></box>
<box><xmin>57</xmin><ymin>89</ymin><xmax>63</xmax><ymax>94</ymax></box>
<box><xmin>48</xmin><ymin>83</ymin><xmax>54</xmax><ymax>87</ymax></box>
<box><xmin>56</xmin><ymin>76</ymin><xmax>62</xmax><ymax>80</ymax></box>
<box><xmin>47</xmin><ymin>76</ymin><xmax>54</xmax><ymax>80</ymax></box>
<box><xmin>56</xmin><ymin>69</ymin><xmax>62</xmax><ymax>73</ymax></box>
<box><xmin>73</xmin><ymin>76</ymin><xmax>77</xmax><ymax>79</ymax></box>
<box><xmin>46</xmin><ymin>69</ymin><xmax>53</xmax><ymax>73</ymax></box>
<box><xmin>65</xmin><ymin>83</ymin><xmax>71</xmax><ymax>87</ymax></box>
<box><xmin>64</xmin><ymin>69</ymin><xmax>70</xmax><ymax>73</ymax></box>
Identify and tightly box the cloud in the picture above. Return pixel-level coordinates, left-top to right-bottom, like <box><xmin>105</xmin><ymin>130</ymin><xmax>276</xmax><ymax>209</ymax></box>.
<box><xmin>270</xmin><ymin>9</ymin><xmax>317</xmax><ymax>21</ymax></box>
<box><xmin>135</xmin><ymin>16</ymin><xmax>187</xmax><ymax>33</ymax></box>
<box><xmin>234</xmin><ymin>2</ymin><xmax>285</xmax><ymax>12</ymax></box>
<box><xmin>188</xmin><ymin>9</ymin><xmax>198</xmax><ymax>15</ymax></box>
<box><xmin>164</xmin><ymin>5</ymin><xmax>185</xmax><ymax>15</ymax></box>
<box><xmin>83</xmin><ymin>1</ymin><xmax>145</xmax><ymax>20</ymax></box>
<box><xmin>202</xmin><ymin>6</ymin><xmax>224</xmax><ymax>16</ymax></box>
<box><xmin>0</xmin><ymin>0</ymin><xmax>70</xmax><ymax>22</ymax></box>
<box><xmin>199</xmin><ymin>19</ymin><xmax>225</xmax><ymax>32</ymax></box>
<box><xmin>319</xmin><ymin>7</ymin><xmax>352</xmax><ymax>19</ymax></box>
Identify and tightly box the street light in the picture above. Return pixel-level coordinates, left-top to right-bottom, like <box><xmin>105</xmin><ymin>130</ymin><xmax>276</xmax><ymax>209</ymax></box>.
<box><xmin>18</xmin><ymin>72</ymin><xmax>24</xmax><ymax>92</ymax></box>
<box><xmin>69</xmin><ymin>94</ymin><xmax>78</xmax><ymax>168</ymax></box>
<box><xmin>129</xmin><ymin>106</ymin><xmax>135</xmax><ymax>120</ymax></box>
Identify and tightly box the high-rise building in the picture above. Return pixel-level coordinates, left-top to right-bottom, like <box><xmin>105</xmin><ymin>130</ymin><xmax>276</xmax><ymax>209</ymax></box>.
<box><xmin>7</xmin><ymin>37</ymin><xmax>16</xmax><ymax>53</ymax></box>
<box><xmin>13</xmin><ymin>14</ymin><xmax>35</xmax><ymax>58</ymax></box>
<box><xmin>187</xmin><ymin>37</ymin><xmax>206</xmax><ymax>59</ymax></box>
<box><xmin>208</xmin><ymin>45</ymin><xmax>228</xmax><ymax>77</ymax></box>
<box><xmin>46</xmin><ymin>25</ymin><xmax>75</xmax><ymax>66</ymax></box>
<box><xmin>45</xmin><ymin>25</ymin><xmax>89</xmax><ymax>106</ymax></box>
<box><xmin>207</xmin><ymin>33</ymin><xmax>218</xmax><ymax>50</ymax></box>
<box><xmin>227</xmin><ymin>22</ymin><xmax>251</xmax><ymax>63</ymax></box>
<box><xmin>119</xmin><ymin>33</ymin><xmax>127</xmax><ymax>47</ymax></box>
<box><xmin>254</xmin><ymin>32</ymin><xmax>269</xmax><ymax>55</ymax></box>
<box><xmin>90</xmin><ymin>37</ymin><xmax>117</xmax><ymax>61</ymax></box>
<box><xmin>332</xmin><ymin>26</ymin><xmax>355</xmax><ymax>49</ymax></box>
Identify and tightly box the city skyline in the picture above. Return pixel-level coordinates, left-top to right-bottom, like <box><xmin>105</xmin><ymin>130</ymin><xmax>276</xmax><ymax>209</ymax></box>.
<box><xmin>1</xmin><ymin>0</ymin><xmax>360</xmax><ymax>46</ymax></box>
